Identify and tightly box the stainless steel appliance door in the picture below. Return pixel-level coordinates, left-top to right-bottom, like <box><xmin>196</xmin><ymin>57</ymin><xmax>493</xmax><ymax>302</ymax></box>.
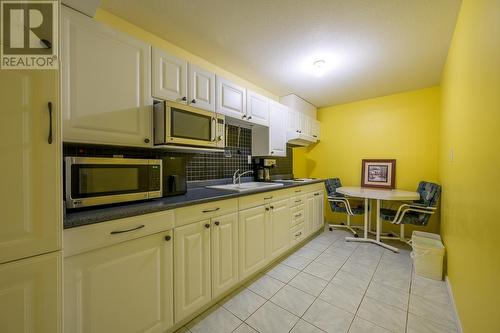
<box><xmin>166</xmin><ymin>102</ymin><xmax>219</xmax><ymax>147</ymax></box>
<box><xmin>65</xmin><ymin>157</ymin><xmax>161</xmax><ymax>208</ymax></box>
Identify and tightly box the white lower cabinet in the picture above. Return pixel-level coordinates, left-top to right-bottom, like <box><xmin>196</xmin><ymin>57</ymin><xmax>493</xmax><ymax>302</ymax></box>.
<box><xmin>64</xmin><ymin>231</ymin><xmax>173</xmax><ymax>333</ymax></box>
<box><xmin>211</xmin><ymin>213</ymin><xmax>239</xmax><ymax>299</ymax></box>
<box><xmin>174</xmin><ymin>221</ymin><xmax>211</xmax><ymax>323</ymax></box>
<box><xmin>268</xmin><ymin>199</ymin><xmax>291</xmax><ymax>260</ymax></box>
<box><xmin>305</xmin><ymin>193</ymin><xmax>315</xmax><ymax>236</ymax></box>
<box><xmin>313</xmin><ymin>191</ymin><xmax>325</xmax><ymax>232</ymax></box>
<box><xmin>238</xmin><ymin>206</ymin><xmax>268</xmax><ymax>280</ymax></box>
<box><xmin>0</xmin><ymin>252</ymin><xmax>61</xmax><ymax>333</ymax></box>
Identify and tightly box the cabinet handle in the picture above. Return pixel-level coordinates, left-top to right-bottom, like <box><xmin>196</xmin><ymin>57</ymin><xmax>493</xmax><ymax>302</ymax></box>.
<box><xmin>265</xmin><ymin>207</ymin><xmax>270</xmax><ymax>211</ymax></box>
<box><xmin>47</xmin><ymin>102</ymin><xmax>53</xmax><ymax>144</ymax></box>
<box><xmin>314</xmin><ymin>193</ymin><xmax>320</xmax><ymax>196</ymax></box>
<box><xmin>248</xmin><ymin>116</ymin><xmax>252</xmax><ymax>120</ymax></box>
<box><xmin>296</xmin><ymin>130</ymin><xmax>300</xmax><ymax>133</ymax></box>
<box><xmin>264</xmin><ymin>196</ymin><xmax>273</xmax><ymax>200</ymax></box>
<box><xmin>313</xmin><ymin>135</ymin><xmax>318</xmax><ymax>138</ymax></box>
<box><xmin>202</xmin><ymin>207</ymin><xmax>220</xmax><ymax>213</ymax></box>
<box><xmin>110</xmin><ymin>225</ymin><xmax>145</xmax><ymax>235</ymax></box>
<box><xmin>214</xmin><ymin>221</ymin><xmax>220</xmax><ymax>226</ymax></box>
<box><xmin>294</xmin><ymin>200</ymin><xmax>301</xmax><ymax>203</ymax></box>
<box><xmin>295</xmin><ymin>190</ymin><xmax>301</xmax><ymax>193</ymax></box>
<box><xmin>144</xmin><ymin>138</ymin><xmax>150</xmax><ymax>143</ymax></box>
<box><xmin>242</xmin><ymin>115</ymin><xmax>247</xmax><ymax>119</ymax></box>
<box><xmin>191</xmin><ymin>99</ymin><xmax>196</xmax><ymax>103</ymax></box>
<box><xmin>204</xmin><ymin>223</ymin><xmax>210</xmax><ymax>229</ymax></box>
<box><xmin>270</xmin><ymin>206</ymin><xmax>274</xmax><ymax>210</ymax></box>
<box><xmin>270</xmin><ymin>151</ymin><xmax>274</xmax><ymax>154</ymax></box>
<box><xmin>295</xmin><ymin>213</ymin><xmax>302</xmax><ymax>218</ymax></box>
<box><xmin>165</xmin><ymin>235</ymin><xmax>171</xmax><ymax>241</ymax></box>
<box><xmin>181</xmin><ymin>96</ymin><xmax>187</xmax><ymax>101</ymax></box>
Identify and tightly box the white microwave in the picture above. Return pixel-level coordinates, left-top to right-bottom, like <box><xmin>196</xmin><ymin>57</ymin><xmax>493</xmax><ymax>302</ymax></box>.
<box><xmin>153</xmin><ymin>100</ymin><xmax>225</xmax><ymax>149</ymax></box>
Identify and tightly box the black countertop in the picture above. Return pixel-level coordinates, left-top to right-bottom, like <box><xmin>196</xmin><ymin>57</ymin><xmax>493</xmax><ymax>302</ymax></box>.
<box><xmin>64</xmin><ymin>179</ymin><xmax>325</xmax><ymax>229</ymax></box>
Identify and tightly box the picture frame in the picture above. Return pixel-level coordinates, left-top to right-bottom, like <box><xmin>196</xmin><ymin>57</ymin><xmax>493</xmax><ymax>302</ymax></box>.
<box><xmin>361</xmin><ymin>159</ymin><xmax>396</xmax><ymax>189</ymax></box>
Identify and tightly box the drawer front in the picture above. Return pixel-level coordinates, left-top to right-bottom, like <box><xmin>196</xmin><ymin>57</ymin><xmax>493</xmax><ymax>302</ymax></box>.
<box><xmin>175</xmin><ymin>198</ymin><xmax>237</xmax><ymax>227</ymax></box>
<box><xmin>238</xmin><ymin>192</ymin><xmax>277</xmax><ymax>210</ymax></box>
<box><xmin>290</xmin><ymin>205</ymin><xmax>305</xmax><ymax>227</ymax></box>
<box><xmin>64</xmin><ymin>210</ymin><xmax>175</xmax><ymax>257</ymax></box>
<box><xmin>289</xmin><ymin>194</ymin><xmax>305</xmax><ymax>207</ymax></box>
<box><xmin>290</xmin><ymin>222</ymin><xmax>305</xmax><ymax>245</ymax></box>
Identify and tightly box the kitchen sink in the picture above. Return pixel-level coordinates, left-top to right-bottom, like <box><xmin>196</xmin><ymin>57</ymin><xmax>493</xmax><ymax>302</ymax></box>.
<box><xmin>206</xmin><ymin>182</ymin><xmax>284</xmax><ymax>192</ymax></box>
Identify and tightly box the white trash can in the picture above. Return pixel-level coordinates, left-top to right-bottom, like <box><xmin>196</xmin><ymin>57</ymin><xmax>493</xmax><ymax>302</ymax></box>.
<box><xmin>410</xmin><ymin>232</ymin><xmax>445</xmax><ymax>280</ymax></box>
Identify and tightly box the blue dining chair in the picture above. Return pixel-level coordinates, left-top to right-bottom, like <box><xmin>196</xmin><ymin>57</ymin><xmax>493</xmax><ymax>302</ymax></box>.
<box><xmin>325</xmin><ymin>178</ymin><xmax>365</xmax><ymax>237</ymax></box>
<box><xmin>380</xmin><ymin>181</ymin><xmax>441</xmax><ymax>242</ymax></box>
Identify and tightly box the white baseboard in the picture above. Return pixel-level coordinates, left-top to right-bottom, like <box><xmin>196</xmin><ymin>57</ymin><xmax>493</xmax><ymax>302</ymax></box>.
<box><xmin>445</xmin><ymin>275</ymin><xmax>464</xmax><ymax>333</ymax></box>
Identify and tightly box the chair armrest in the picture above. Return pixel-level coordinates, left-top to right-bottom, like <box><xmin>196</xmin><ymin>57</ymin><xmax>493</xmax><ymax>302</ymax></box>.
<box><xmin>327</xmin><ymin>196</ymin><xmax>355</xmax><ymax>215</ymax></box>
<box><xmin>392</xmin><ymin>206</ymin><xmax>436</xmax><ymax>224</ymax></box>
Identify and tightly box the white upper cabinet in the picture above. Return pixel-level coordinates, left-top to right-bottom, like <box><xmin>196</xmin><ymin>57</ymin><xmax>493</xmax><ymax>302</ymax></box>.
<box><xmin>61</xmin><ymin>7</ymin><xmax>152</xmax><ymax>147</ymax></box>
<box><xmin>61</xmin><ymin>8</ymin><xmax>152</xmax><ymax>146</ymax></box>
<box><xmin>311</xmin><ymin>119</ymin><xmax>321</xmax><ymax>140</ymax></box>
<box><xmin>246</xmin><ymin>90</ymin><xmax>270</xmax><ymax>126</ymax></box>
<box><xmin>152</xmin><ymin>47</ymin><xmax>188</xmax><ymax>103</ymax></box>
<box><xmin>188</xmin><ymin>63</ymin><xmax>216</xmax><ymax>111</ymax></box>
<box><xmin>252</xmin><ymin>100</ymin><xmax>287</xmax><ymax>157</ymax></box>
<box><xmin>0</xmin><ymin>69</ymin><xmax>61</xmax><ymax>264</ymax></box>
<box><xmin>216</xmin><ymin>76</ymin><xmax>246</xmax><ymax>119</ymax></box>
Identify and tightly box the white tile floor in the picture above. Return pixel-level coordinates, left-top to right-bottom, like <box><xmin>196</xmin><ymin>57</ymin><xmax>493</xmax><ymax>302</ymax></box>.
<box><xmin>177</xmin><ymin>229</ymin><xmax>459</xmax><ymax>333</ymax></box>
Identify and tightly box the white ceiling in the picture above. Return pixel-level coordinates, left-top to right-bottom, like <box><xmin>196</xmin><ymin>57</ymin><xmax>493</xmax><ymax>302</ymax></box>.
<box><xmin>100</xmin><ymin>0</ymin><xmax>461</xmax><ymax>107</ymax></box>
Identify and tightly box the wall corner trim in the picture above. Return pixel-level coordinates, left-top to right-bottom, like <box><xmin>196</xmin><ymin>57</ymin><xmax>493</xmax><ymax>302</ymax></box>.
<box><xmin>445</xmin><ymin>275</ymin><xmax>464</xmax><ymax>333</ymax></box>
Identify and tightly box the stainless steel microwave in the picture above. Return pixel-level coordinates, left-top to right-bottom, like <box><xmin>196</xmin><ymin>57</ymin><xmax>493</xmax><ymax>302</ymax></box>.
<box><xmin>153</xmin><ymin>100</ymin><xmax>225</xmax><ymax>149</ymax></box>
<box><xmin>65</xmin><ymin>157</ymin><xmax>162</xmax><ymax>209</ymax></box>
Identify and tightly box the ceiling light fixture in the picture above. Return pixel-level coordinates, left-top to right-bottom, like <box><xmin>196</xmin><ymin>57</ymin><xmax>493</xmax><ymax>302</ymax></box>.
<box><xmin>313</xmin><ymin>59</ymin><xmax>327</xmax><ymax>77</ymax></box>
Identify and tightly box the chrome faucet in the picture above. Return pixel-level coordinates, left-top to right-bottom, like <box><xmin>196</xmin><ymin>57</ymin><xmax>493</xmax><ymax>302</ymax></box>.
<box><xmin>233</xmin><ymin>169</ymin><xmax>254</xmax><ymax>185</ymax></box>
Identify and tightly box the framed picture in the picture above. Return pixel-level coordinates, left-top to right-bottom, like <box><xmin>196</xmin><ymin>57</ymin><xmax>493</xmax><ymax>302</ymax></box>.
<box><xmin>361</xmin><ymin>159</ymin><xmax>396</xmax><ymax>189</ymax></box>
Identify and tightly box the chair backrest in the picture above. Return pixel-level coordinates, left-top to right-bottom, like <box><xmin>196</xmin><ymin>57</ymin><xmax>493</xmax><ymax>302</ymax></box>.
<box><xmin>324</xmin><ymin>178</ymin><xmax>343</xmax><ymax>197</ymax></box>
<box><xmin>415</xmin><ymin>181</ymin><xmax>442</xmax><ymax>207</ymax></box>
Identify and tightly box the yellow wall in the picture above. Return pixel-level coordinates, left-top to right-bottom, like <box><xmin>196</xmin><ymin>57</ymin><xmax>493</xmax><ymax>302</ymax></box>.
<box><xmin>94</xmin><ymin>9</ymin><xmax>277</xmax><ymax>101</ymax></box>
<box><xmin>439</xmin><ymin>0</ymin><xmax>500</xmax><ymax>331</ymax></box>
<box><xmin>294</xmin><ymin>87</ymin><xmax>441</xmax><ymax>234</ymax></box>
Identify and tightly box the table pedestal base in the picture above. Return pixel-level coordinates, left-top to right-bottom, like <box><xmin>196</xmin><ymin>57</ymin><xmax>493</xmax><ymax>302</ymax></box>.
<box><xmin>345</xmin><ymin>236</ymin><xmax>399</xmax><ymax>253</ymax></box>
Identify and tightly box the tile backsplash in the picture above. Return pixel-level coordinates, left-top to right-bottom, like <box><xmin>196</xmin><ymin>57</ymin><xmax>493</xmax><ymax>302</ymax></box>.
<box><xmin>63</xmin><ymin>125</ymin><xmax>294</xmax><ymax>182</ymax></box>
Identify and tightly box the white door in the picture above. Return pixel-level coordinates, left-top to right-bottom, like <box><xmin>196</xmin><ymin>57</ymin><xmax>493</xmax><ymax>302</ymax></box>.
<box><xmin>0</xmin><ymin>252</ymin><xmax>61</xmax><ymax>333</ymax></box>
<box><xmin>313</xmin><ymin>192</ymin><xmax>325</xmax><ymax>232</ymax></box>
<box><xmin>188</xmin><ymin>63</ymin><xmax>215</xmax><ymax>111</ymax></box>
<box><xmin>0</xmin><ymin>69</ymin><xmax>61</xmax><ymax>264</ymax></box>
<box><xmin>211</xmin><ymin>213</ymin><xmax>239</xmax><ymax>298</ymax></box>
<box><xmin>64</xmin><ymin>231</ymin><xmax>173</xmax><ymax>333</ymax></box>
<box><xmin>216</xmin><ymin>76</ymin><xmax>246</xmax><ymax>119</ymax></box>
<box><xmin>247</xmin><ymin>90</ymin><xmax>269</xmax><ymax>126</ymax></box>
<box><xmin>152</xmin><ymin>47</ymin><xmax>188</xmax><ymax>103</ymax></box>
<box><xmin>238</xmin><ymin>206</ymin><xmax>268</xmax><ymax>280</ymax></box>
<box><xmin>268</xmin><ymin>199</ymin><xmax>290</xmax><ymax>260</ymax></box>
<box><xmin>174</xmin><ymin>221</ymin><xmax>211</xmax><ymax>323</ymax></box>
<box><xmin>61</xmin><ymin>7</ymin><xmax>152</xmax><ymax>147</ymax></box>
<box><xmin>269</xmin><ymin>101</ymin><xmax>287</xmax><ymax>157</ymax></box>
<box><xmin>305</xmin><ymin>193</ymin><xmax>315</xmax><ymax>236</ymax></box>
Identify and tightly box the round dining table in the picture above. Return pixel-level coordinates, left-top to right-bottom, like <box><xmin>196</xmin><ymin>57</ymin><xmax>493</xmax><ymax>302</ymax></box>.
<box><xmin>336</xmin><ymin>186</ymin><xmax>420</xmax><ymax>253</ymax></box>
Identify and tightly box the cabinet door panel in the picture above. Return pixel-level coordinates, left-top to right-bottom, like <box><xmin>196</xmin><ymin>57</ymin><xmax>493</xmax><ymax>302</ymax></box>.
<box><xmin>268</xmin><ymin>199</ymin><xmax>290</xmax><ymax>260</ymax></box>
<box><xmin>0</xmin><ymin>252</ymin><xmax>61</xmax><ymax>333</ymax></box>
<box><xmin>216</xmin><ymin>76</ymin><xmax>246</xmax><ymax>119</ymax></box>
<box><xmin>314</xmin><ymin>192</ymin><xmax>324</xmax><ymax>232</ymax></box>
<box><xmin>247</xmin><ymin>90</ymin><xmax>269</xmax><ymax>126</ymax></box>
<box><xmin>269</xmin><ymin>101</ymin><xmax>287</xmax><ymax>156</ymax></box>
<box><xmin>174</xmin><ymin>221</ymin><xmax>211</xmax><ymax>322</ymax></box>
<box><xmin>61</xmin><ymin>7</ymin><xmax>152</xmax><ymax>147</ymax></box>
<box><xmin>152</xmin><ymin>47</ymin><xmax>187</xmax><ymax>102</ymax></box>
<box><xmin>0</xmin><ymin>69</ymin><xmax>61</xmax><ymax>264</ymax></box>
<box><xmin>188</xmin><ymin>63</ymin><xmax>215</xmax><ymax>111</ymax></box>
<box><xmin>211</xmin><ymin>213</ymin><xmax>238</xmax><ymax>298</ymax></box>
<box><xmin>64</xmin><ymin>232</ymin><xmax>173</xmax><ymax>333</ymax></box>
<box><xmin>238</xmin><ymin>206</ymin><xmax>267</xmax><ymax>280</ymax></box>
<box><xmin>305</xmin><ymin>193</ymin><xmax>315</xmax><ymax>236</ymax></box>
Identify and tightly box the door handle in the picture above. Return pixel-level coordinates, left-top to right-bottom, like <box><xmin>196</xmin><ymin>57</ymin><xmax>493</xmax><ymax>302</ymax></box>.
<box><xmin>110</xmin><ymin>225</ymin><xmax>145</xmax><ymax>235</ymax></box>
<box><xmin>47</xmin><ymin>102</ymin><xmax>53</xmax><ymax>144</ymax></box>
<box><xmin>211</xmin><ymin>117</ymin><xmax>216</xmax><ymax>142</ymax></box>
<box><xmin>202</xmin><ymin>207</ymin><xmax>220</xmax><ymax>213</ymax></box>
